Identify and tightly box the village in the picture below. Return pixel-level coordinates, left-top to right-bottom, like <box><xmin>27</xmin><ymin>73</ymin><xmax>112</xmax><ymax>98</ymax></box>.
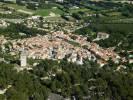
<box><xmin>0</xmin><ymin>0</ymin><xmax>132</xmax><ymax>71</ymax></box>
<box><xmin>0</xmin><ymin>31</ymin><xmax>122</xmax><ymax>68</ymax></box>
<box><xmin>0</xmin><ymin>1</ymin><xmax>133</xmax><ymax>100</ymax></box>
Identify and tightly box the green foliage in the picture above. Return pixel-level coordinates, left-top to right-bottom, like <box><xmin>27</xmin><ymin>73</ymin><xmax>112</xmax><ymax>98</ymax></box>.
<box><xmin>89</xmin><ymin>23</ymin><xmax>133</xmax><ymax>50</ymax></box>
<box><xmin>0</xmin><ymin>95</ymin><xmax>5</xmax><ymax>100</ymax></box>
<box><xmin>32</xmin><ymin>59</ymin><xmax>133</xmax><ymax>99</ymax></box>
<box><xmin>0</xmin><ymin>63</ymin><xmax>16</xmax><ymax>88</ymax></box>
<box><xmin>0</xmin><ymin>58</ymin><xmax>133</xmax><ymax>99</ymax></box>
<box><xmin>0</xmin><ymin>23</ymin><xmax>46</xmax><ymax>39</ymax></box>
<box><xmin>75</xmin><ymin>27</ymin><xmax>97</xmax><ymax>40</ymax></box>
<box><xmin>120</xmin><ymin>4</ymin><xmax>133</xmax><ymax>17</ymax></box>
<box><xmin>72</xmin><ymin>13</ymin><xmax>82</xmax><ymax>20</ymax></box>
<box><xmin>89</xmin><ymin>23</ymin><xmax>133</xmax><ymax>33</ymax></box>
<box><xmin>0</xmin><ymin>12</ymin><xmax>29</xmax><ymax>19</ymax></box>
<box><xmin>67</xmin><ymin>40</ymin><xmax>81</xmax><ymax>47</ymax></box>
<box><xmin>0</xmin><ymin>62</ymin><xmax>48</xmax><ymax>100</ymax></box>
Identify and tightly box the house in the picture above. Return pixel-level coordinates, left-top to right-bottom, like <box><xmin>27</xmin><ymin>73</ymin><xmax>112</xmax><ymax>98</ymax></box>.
<box><xmin>47</xmin><ymin>93</ymin><xmax>64</xmax><ymax>100</ymax></box>
<box><xmin>56</xmin><ymin>0</ymin><xmax>64</xmax><ymax>3</ymax></box>
<box><xmin>0</xmin><ymin>20</ymin><xmax>10</xmax><ymax>28</ymax></box>
<box><xmin>20</xmin><ymin>49</ymin><xmax>27</xmax><ymax>67</ymax></box>
<box><xmin>93</xmin><ymin>32</ymin><xmax>109</xmax><ymax>41</ymax></box>
<box><xmin>129</xmin><ymin>54</ymin><xmax>133</xmax><ymax>64</ymax></box>
<box><xmin>129</xmin><ymin>59</ymin><xmax>133</xmax><ymax>64</ymax></box>
<box><xmin>97</xmin><ymin>32</ymin><xmax>109</xmax><ymax>39</ymax></box>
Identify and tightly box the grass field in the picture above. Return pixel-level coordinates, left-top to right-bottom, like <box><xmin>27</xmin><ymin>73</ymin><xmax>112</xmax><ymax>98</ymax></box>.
<box><xmin>2</xmin><ymin>3</ymin><xmax>34</xmax><ymax>12</ymax></box>
<box><xmin>35</xmin><ymin>8</ymin><xmax>64</xmax><ymax>16</ymax></box>
<box><xmin>106</xmin><ymin>12</ymin><xmax>121</xmax><ymax>16</ymax></box>
<box><xmin>0</xmin><ymin>3</ymin><xmax>65</xmax><ymax>16</ymax></box>
<box><xmin>69</xmin><ymin>8</ymin><xmax>91</xmax><ymax>13</ymax></box>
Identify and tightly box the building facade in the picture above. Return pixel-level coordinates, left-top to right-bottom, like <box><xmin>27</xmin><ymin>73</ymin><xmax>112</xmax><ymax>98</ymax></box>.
<box><xmin>20</xmin><ymin>50</ymin><xmax>27</xmax><ymax>67</ymax></box>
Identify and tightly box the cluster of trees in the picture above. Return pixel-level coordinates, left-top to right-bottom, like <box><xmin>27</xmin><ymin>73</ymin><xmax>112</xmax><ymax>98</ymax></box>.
<box><xmin>72</xmin><ymin>11</ymin><xmax>85</xmax><ymax>20</ymax></box>
<box><xmin>0</xmin><ymin>23</ymin><xmax>46</xmax><ymax>39</ymax></box>
<box><xmin>0</xmin><ymin>57</ymin><xmax>133</xmax><ymax>100</ymax></box>
<box><xmin>82</xmin><ymin>1</ymin><xmax>122</xmax><ymax>11</ymax></box>
<box><xmin>119</xmin><ymin>4</ymin><xmax>133</xmax><ymax>17</ymax></box>
<box><xmin>87</xmin><ymin>1</ymin><xmax>121</xmax><ymax>9</ymax></box>
<box><xmin>32</xmin><ymin>59</ymin><xmax>133</xmax><ymax>100</ymax></box>
<box><xmin>0</xmin><ymin>6</ymin><xmax>28</xmax><ymax>19</ymax></box>
<box><xmin>0</xmin><ymin>62</ymin><xmax>48</xmax><ymax>100</ymax></box>
<box><xmin>0</xmin><ymin>60</ymin><xmax>133</xmax><ymax>100</ymax></box>
<box><xmin>0</xmin><ymin>12</ymin><xmax>28</xmax><ymax>19</ymax></box>
<box><xmin>76</xmin><ymin>23</ymin><xmax>133</xmax><ymax>51</ymax></box>
<box><xmin>75</xmin><ymin>26</ymin><xmax>97</xmax><ymax>40</ymax></box>
<box><xmin>16</xmin><ymin>0</ymin><xmax>62</xmax><ymax>10</ymax></box>
<box><xmin>0</xmin><ymin>12</ymin><xmax>27</xmax><ymax>19</ymax></box>
<box><xmin>89</xmin><ymin>23</ymin><xmax>133</xmax><ymax>51</ymax></box>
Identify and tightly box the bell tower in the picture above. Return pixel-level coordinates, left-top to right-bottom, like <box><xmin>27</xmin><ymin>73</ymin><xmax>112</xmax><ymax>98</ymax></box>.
<box><xmin>20</xmin><ymin>49</ymin><xmax>27</xmax><ymax>67</ymax></box>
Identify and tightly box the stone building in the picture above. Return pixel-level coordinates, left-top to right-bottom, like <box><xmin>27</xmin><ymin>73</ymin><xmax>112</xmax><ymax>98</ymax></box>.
<box><xmin>20</xmin><ymin>49</ymin><xmax>27</xmax><ymax>67</ymax></box>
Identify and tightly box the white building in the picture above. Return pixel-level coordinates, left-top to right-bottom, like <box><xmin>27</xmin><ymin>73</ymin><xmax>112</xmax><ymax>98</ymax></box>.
<box><xmin>76</xmin><ymin>56</ymin><xmax>83</xmax><ymax>65</ymax></box>
<box><xmin>93</xmin><ymin>32</ymin><xmax>109</xmax><ymax>41</ymax></box>
<box><xmin>20</xmin><ymin>49</ymin><xmax>27</xmax><ymax>67</ymax></box>
<box><xmin>56</xmin><ymin>0</ymin><xmax>64</xmax><ymax>3</ymax></box>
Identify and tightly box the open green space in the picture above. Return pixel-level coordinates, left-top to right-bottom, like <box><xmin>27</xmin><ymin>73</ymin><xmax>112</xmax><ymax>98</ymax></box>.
<box><xmin>68</xmin><ymin>8</ymin><xmax>91</xmax><ymax>13</ymax></box>
<box><xmin>90</xmin><ymin>23</ymin><xmax>133</xmax><ymax>33</ymax></box>
<box><xmin>35</xmin><ymin>8</ymin><xmax>64</xmax><ymax>16</ymax></box>
<box><xmin>0</xmin><ymin>3</ymin><xmax>65</xmax><ymax>17</ymax></box>
<box><xmin>1</xmin><ymin>3</ymin><xmax>34</xmax><ymax>12</ymax></box>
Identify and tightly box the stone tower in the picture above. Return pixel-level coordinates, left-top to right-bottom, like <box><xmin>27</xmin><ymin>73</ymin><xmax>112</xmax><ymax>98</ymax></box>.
<box><xmin>20</xmin><ymin>49</ymin><xmax>27</xmax><ymax>67</ymax></box>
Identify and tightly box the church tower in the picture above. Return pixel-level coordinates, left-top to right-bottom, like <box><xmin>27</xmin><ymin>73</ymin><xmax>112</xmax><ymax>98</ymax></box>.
<box><xmin>20</xmin><ymin>49</ymin><xmax>27</xmax><ymax>67</ymax></box>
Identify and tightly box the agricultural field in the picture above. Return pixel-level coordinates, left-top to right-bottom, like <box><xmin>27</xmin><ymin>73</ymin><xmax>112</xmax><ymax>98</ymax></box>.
<box><xmin>0</xmin><ymin>3</ymin><xmax>66</xmax><ymax>17</ymax></box>
<box><xmin>0</xmin><ymin>3</ymin><xmax>33</xmax><ymax>12</ymax></box>
<box><xmin>35</xmin><ymin>8</ymin><xmax>64</xmax><ymax>17</ymax></box>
